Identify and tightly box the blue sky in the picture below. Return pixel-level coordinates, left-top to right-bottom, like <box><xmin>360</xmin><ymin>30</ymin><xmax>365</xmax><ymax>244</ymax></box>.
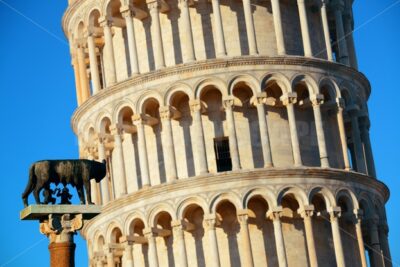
<box><xmin>0</xmin><ymin>0</ymin><xmax>398</xmax><ymax>266</ymax></box>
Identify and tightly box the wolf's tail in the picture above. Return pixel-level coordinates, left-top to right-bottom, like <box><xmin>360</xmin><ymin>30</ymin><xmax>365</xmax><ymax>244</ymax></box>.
<box><xmin>22</xmin><ymin>164</ymin><xmax>36</xmax><ymax>207</ymax></box>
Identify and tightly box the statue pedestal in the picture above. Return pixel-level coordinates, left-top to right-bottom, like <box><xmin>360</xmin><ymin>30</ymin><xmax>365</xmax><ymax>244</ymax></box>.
<box><xmin>20</xmin><ymin>205</ymin><xmax>101</xmax><ymax>267</ymax></box>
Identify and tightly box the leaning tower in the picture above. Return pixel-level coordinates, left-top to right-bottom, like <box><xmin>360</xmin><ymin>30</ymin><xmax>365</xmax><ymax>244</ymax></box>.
<box><xmin>62</xmin><ymin>0</ymin><xmax>391</xmax><ymax>266</ymax></box>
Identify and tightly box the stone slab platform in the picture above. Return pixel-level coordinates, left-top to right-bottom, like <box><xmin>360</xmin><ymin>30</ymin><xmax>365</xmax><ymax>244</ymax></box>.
<box><xmin>20</xmin><ymin>205</ymin><xmax>101</xmax><ymax>221</ymax></box>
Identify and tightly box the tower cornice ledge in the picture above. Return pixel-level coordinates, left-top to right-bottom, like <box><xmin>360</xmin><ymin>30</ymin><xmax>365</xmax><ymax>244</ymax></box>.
<box><xmin>71</xmin><ymin>56</ymin><xmax>371</xmax><ymax>134</ymax></box>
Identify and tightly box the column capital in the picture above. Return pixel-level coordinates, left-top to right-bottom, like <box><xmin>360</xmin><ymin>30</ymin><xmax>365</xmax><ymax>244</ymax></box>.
<box><xmin>189</xmin><ymin>99</ymin><xmax>206</xmax><ymax>113</ymax></box>
<box><xmin>310</xmin><ymin>94</ymin><xmax>324</xmax><ymax>106</ymax></box>
<box><xmin>328</xmin><ymin>206</ymin><xmax>342</xmax><ymax>220</ymax></box>
<box><xmin>203</xmin><ymin>213</ymin><xmax>221</xmax><ymax>230</ymax></box>
<box><xmin>40</xmin><ymin>214</ymin><xmax>83</xmax><ymax>243</ymax></box>
<box><xmin>353</xmin><ymin>208</ymin><xmax>364</xmax><ymax>220</ymax></box>
<box><xmin>99</xmin><ymin>16</ymin><xmax>113</xmax><ymax>27</ymax></box>
<box><xmin>336</xmin><ymin>97</ymin><xmax>346</xmax><ymax>110</ymax></box>
<box><xmin>159</xmin><ymin>105</ymin><xmax>182</xmax><ymax>120</ymax></box>
<box><xmin>280</xmin><ymin>92</ymin><xmax>297</xmax><ymax>106</ymax></box>
<box><xmin>222</xmin><ymin>96</ymin><xmax>235</xmax><ymax>109</ymax></box>
<box><xmin>237</xmin><ymin>209</ymin><xmax>250</xmax><ymax>224</ymax></box>
<box><xmin>250</xmin><ymin>92</ymin><xmax>267</xmax><ymax>105</ymax></box>
<box><xmin>298</xmin><ymin>205</ymin><xmax>315</xmax><ymax>218</ymax></box>
<box><xmin>120</xmin><ymin>6</ymin><xmax>134</xmax><ymax>18</ymax></box>
<box><xmin>147</xmin><ymin>0</ymin><xmax>170</xmax><ymax>13</ymax></box>
<box><xmin>266</xmin><ymin>207</ymin><xmax>283</xmax><ymax>221</ymax></box>
<box><xmin>110</xmin><ymin>124</ymin><xmax>124</xmax><ymax>136</ymax></box>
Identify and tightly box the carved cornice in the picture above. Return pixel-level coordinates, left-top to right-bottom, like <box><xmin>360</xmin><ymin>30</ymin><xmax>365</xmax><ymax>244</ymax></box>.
<box><xmin>71</xmin><ymin>56</ymin><xmax>371</xmax><ymax>134</ymax></box>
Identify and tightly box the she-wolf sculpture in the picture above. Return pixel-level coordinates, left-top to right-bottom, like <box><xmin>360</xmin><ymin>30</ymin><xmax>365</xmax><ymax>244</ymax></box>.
<box><xmin>22</xmin><ymin>160</ymin><xmax>106</xmax><ymax>207</ymax></box>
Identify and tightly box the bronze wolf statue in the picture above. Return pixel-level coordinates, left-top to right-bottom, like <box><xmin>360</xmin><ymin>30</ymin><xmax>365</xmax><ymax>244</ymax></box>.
<box><xmin>22</xmin><ymin>160</ymin><xmax>106</xmax><ymax>207</ymax></box>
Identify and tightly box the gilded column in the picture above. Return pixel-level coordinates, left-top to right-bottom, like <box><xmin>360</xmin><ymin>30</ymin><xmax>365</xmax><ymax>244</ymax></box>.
<box><xmin>178</xmin><ymin>0</ymin><xmax>196</xmax><ymax>62</ymax></box>
<box><xmin>172</xmin><ymin>220</ymin><xmax>188</xmax><ymax>267</ymax></box>
<box><xmin>121</xmin><ymin>7</ymin><xmax>140</xmax><ymax>75</ymax></box>
<box><xmin>87</xmin><ymin>33</ymin><xmax>101</xmax><ymax>94</ymax></box>
<box><xmin>110</xmin><ymin>125</ymin><xmax>127</xmax><ymax>197</ymax></box>
<box><xmin>223</xmin><ymin>97</ymin><xmax>241</xmax><ymax>171</ymax></box>
<box><xmin>189</xmin><ymin>100</ymin><xmax>208</xmax><ymax>174</ymax></box>
<box><xmin>204</xmin><ymin>214</ymin><xmax>221</xmax><ymax>267</ymax></box>
<box><xmin>311</xmin><ymin>94</ymin><xmax>329</xmax><ymax>168</ymax></box>
<box><xmin>144</xmin><ymin>229</ymin><xmax>159</xmax><ymax>267</ymax></box>
<box><xmin>99</xmin><ymin>17</ymin><xmax>117</xmax><ymax>85</ymax></box>
<box><xmin>252</xmin><ymin>93</ymin><xmax>273</xmax><ymax>167</ymax></box>
<box><xmin>270</xmin><ymin>0</ymin><xmax>286</xmax><ymax>55</ymax></box>
<box><xmin>320</xmin><ymin>0</ymin><xmax>333</xmax><ymax>61</ymax></box>
<box><xmin>242</xmin><ymin>0</ymin><xmax>258</xmax><ymax>55</ymax></box>
<box><xmin>300</xmin><ymin>207</ymin><xmax>318</xmax><ymax>267</ymax></box>
<box><xmin>281</xmin><ymin>93</ymin><xmax>302</xmax><ymax>166</ymax></box>
<box><xmin>329</xmin><ymin>208</ymin><xmax>346</xmax><ymax>267</ymax></box>
<box><xmin>160</xmin><ymin>106</ymin><xmax>178</xmax><ymax>182</ymax></box>
<box><xmin>133</xmin><ymin>115</ymin><xmax>151</xmax><ymax>187</ymax></box>
<box><xmin>267</xmin><ymin>208</ymin><xmax>287</xmax><ymax>267</ymax></box>
<box><xmin>211</xmin><ymin>0</ymin><xmax>227</xmax><ymax>57</ymax></box>
<box><xmin>148</xmin><ymin>1</ymin><xmax>166</xmax><ymax>69</ymax></box>
<box><xmin>336</xmin><ymin>99</ymin><xmax>351</xmax><ymax>170</ymax></box>
<box><xmin>238</xmin><ymin>211</ymin><xmax>254</xmax><ymax>267</ymax></box>
<box><xmin>297</xmin><ymin>0</ymin><xmax>313</xmax><ymax>57</ymax></box>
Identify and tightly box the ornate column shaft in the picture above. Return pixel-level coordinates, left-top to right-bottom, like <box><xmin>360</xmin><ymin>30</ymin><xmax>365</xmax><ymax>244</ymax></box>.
<box><xmin>148</xmin><ymin>1</ymin><xmax>166</xmax><ymax>69</ymax></box>
<box><xmin>189</xmin><ymin>100</ymin><xmax>208</xmax><ymax>174</ymax></box>
<box><xmin>211</xmin><ymin>0</ymin><xmax>227</xmax><ymax>57</ymax></box>
<box><xmin>71</xmin><ymin>54</ymin><xmax>82</xmax><ymax>106</ymax></box>
<box><xmin>121</xmin><ymin>7</ymin><xmax>140</xmax><ymax>75</ymax></box>
<box><xmin>354</xmin><ymin>210</ymin><xmax>368</xmax><ymax>267</ymax></box>
<box><xmin>281</xmin><ymin>93</ymin><xmax>302</xmax><ymax>166</ymax></box>
<box><xmin>297</xmin><ymin>0</ymin><xmax>312</xmax><ymax>57</ymax></box>
<box><xmin>252</xmin><ymin>93</ymin><xmax>273</xmax><ymax>167</ymax></box>
<box><xmin>87</xmin><ymin>34</ymin><xmax>101</xmax><ymax>94</ymax></box>
<box><xmin>76</xmin><ymin>44</ymin><xmax>90</xmax><ymax>102</ymax></box>
<box><xmin>320</xmin><ymin>0</ymin><xmax>333</xmax><ymax>61</ymax></box>
<box><xmin>336</xmin><ymin>99</ymin><xmax>351</xmax><ymax>170</ymax></box>
<box><xmin>378</xmin><ymin>223</ymin><xmax>392</xmax><ymax>267</ymax></box>
<box><xmin>179</xmin><ymin>0</ymin><xmax>196</xmax><ymax>62</ymax></box>
<box><xmin>223</xmin><ymin>97</ymin><xmax>241</xmax><ymax>171</ymax></box>
<box><xmin>204</xmin><ymin>215</ymin><xmax>221</xmax><ymax>267</ymax></box>
<box><xmin>311</xmin><ymin>94</ymin><xmax>329</xmax><ymax>168</ymax></box>
<box><xmin>172</xmin><ymin>220</ymin><xmax>188</xmax><ymax>267</ymax></box>
<box><xmin>359</xmin><ymin>118</ymin><xmax>376</xmax><ymax>177</ymax></box>
<box><xmin>238</xmin><ymin>211</ymin><xmax>254</xmax><ymax>267</ymax></box>
<box><xmin>349</xmin><ymin>109</ymin><xmax>367</xmax><ymax>173</ymax></box>
<box><xmin>267</xmin><ymin>209</ymin><xmax>287</xmax><ymax>267</ymax></box>
<box><xmin>329</xmin><ymin>209</ymin><xmax>346</xmax><ymax>267</ymax></box>
<box><xmin>133</xmin><ymin>116</ymin><xmax>151</xmax><ymax>187</ymax></box>
<box><xmin>110</xmin><ymin>125</ymin><xmax>127</xmax><ymax>197</ymax></box>
<box><xmin>271</xmin><ymin>0</ymin><xmax>286</xmax><ymax>55</ymax></box>
<box><xmin>100</xmin><ymin>18</ymin><xmax>117</xmax><ymax>85</ymax></box>
<box><xmin>242</xmin><ymin>0</ymin><xmax>258</xmax><ymax>55</ymax></box>
<box><xmin>144</xmin><ymin>229</ymin><xmax>159</xmax><ymax>267</ymax></box>
<box><xmin>98</xmin><ymin>138</ymin><xmax>110</xmax><ymax>204</ymax></box>
<box><xmin>160</xmin><ymin>106</ymin><xmax>178</xmax><ymax>182</ymax></box>
<box><xmin>300</xmin><ymin>207</ymin><xmax>318</xmax><ymax>267</ymax></box>
<box><xmin>334</xmin><ymin>3</ymin><xmax>350</xmax><ymax>65</ymax></box>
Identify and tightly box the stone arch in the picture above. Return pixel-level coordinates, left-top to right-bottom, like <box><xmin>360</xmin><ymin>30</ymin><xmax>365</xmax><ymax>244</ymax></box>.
<box><xmin>242</xmin><ymin>187</ymin><xmax>277</xmax><ymax>209</ymax></box>
<box><xmin>86</xmin><ymin>7</ymin><xmax>102</xmax><ymax>32</ymax></box>
<box><xmin>260</xmin><ymin>72</ymin><xmax>291</xmax><ymax>94</ymax></box>
<box><xmin>277</xmin><ymin>186</ymin><xmax>308</xmax><ymax>209</ymax></box>
<box><xmin>336</xmin><ymin>187</ymin><xmax>359</xmax><ymax>212</ymax></box>
<box><xmin>94</xmin><ymin>232</ymin><xmax>106</xmax><ymax>252</ymax></box>
<box><xmin>210</xmin><ymin>192</ymin><xmax>242</xmax><ymax>213</ymax></box>
<box><xmin>164</xmin><ymin>82</ymin><xmax>195</xmax><ymax>106</ymax></box>
<box><xmin>358</xmin><ymin>191</ymin><xmax>374</xmax><ymax>218</ymax></box>
<box><xmin>177</xmin><ymin>196</ymin><xmax>208</xmax><ymax>219</ymax></box>
<box><xmin>308</xmin><ymin>186</ymin><xmax>336</xmax><ymax>210</ymax></box>
<box><xmin>291</xmin><ymin>73</ymin><xmax>319</xmax><ymax>96</ymax></box>
<box><xmin>136</xmin><ymin>91</ymin><xmax>163</xmax><ymax>115</ymax></box>
<box><xmin>106</xmin><ymin>221</ymin><xmax>124</xmax><ymax>243</ymax></box>
<box><xmin>147</xmin><ymin>203</ymin><xmax>177</xmax><ymax>228</ymax></box>
<box><xmin>124</xmin><ymin>211</ymin><xmax>147</xmax><ymax>233</ymax></box>
<box><xmin>228</xmin><ymin>74</ymin><xmax>260</xmax><ymax>96</ymax></box>
<box><xmin>112</xmin><ymin>100</ymin><xmax>136</xmax><ymax>123</ymax></box>
<box><xmin>339</xmin><ymin>81</ymin><xmax>357</xmax><ymax>106</ymax></box>
<box><xmin>103</xmin><ymin>0</ymin><xmax>122</xmax><ymax>17</ymax></box>
<box><xmin>95</xmin><ymin>113</ymin><xmax>112</xmax><ymax>134</ymax></box>
<box><xmin>319</xmin><ymin>76</ymin><xmax>341</xmax><ymax>101</ymax></box>
<box><xmin>194</xmin><ymin>77</ymin><xmax>228</xmax><ymax>99</ymax></box>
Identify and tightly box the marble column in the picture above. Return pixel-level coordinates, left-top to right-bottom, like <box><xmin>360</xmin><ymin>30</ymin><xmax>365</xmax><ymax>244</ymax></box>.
<box><xmin>76</xmin><ymin>43</ymin><xmax>90</xmax><ymax>102</ymax></box>
<box><xmin>86</xmin><ymin>148</ymin><xmax>100</xmax><ymax>205</ymax></box>
<box><xmin>172</xmin><ymin>220</ymin><xmax>188</xmax><ymax>267</ymax></box>
<box><xmin>348</xmin><ymin>109</ymin><xmax>367</xmax><ymax>173</ymax></box>
<box><xmin>242</xmin><ymin>0</ymin><xmax>258</xmax><ymax>55</ymax></box>
<box><xmin>336</xmin><ymin>99</ymin><xmax>351</xmax><ymax>170</ymax></box>
<box><xmin>333</xmin><ymin>3</ymin><xmax>350</xmax><ymax>65</ymax></box>
<box><xmin>378</xmin><ymin>223</ymin><xmax>392</xmax><ymax>267</ymax></box>
<box><xmin>148</xmin><ymin>1</ymin><xmax>166</xmax><ymax>69</ymax></box>
<box><xmin>87</xmin><ymin>33</ymin><xmax>101</xmax><ymax>94</ymax></box>
<box><xmin>300</xmin><ymin>207</ymin><xmax>318</xmax><ymax>267</ymax></box>
<box><xmin>238</xmin><ymin>211</ymin><xmax>254</xmax><ymax>267</ymax></box>
<box><xmin>344</xmin><ymin>13</ymin><xmax>358</xmax><ymax>69</ymax></box>
<box><xmin>189</xmin><ymin>100</ymin><xmax>208</xmax><ymax>174</ymax></box>
<box><xmin>105</xmin><ymin>248</ymin><xmax>115</xmax><ymax>267</ymax></box>
<box><xmin>223</xmin><ymin>97</ymin><xmax>241</xmax><ymax>171</ymax></box>
<box><xmin>297</xmin><ymin>0</ymin><xmax>312</xmax><ymax>57</ymax></box>
<box><xmin>252</xmin><ymin>93</ymin><xmax>273</xmax><ymax>167</ymax></box>
<box><xmin>211</xmin><ymin>0</ymin><xmax>227</xmax><ymax>57</ymax></box>
<box><xmin>178</xmin><ymin>0</ymin><xmax>196</xmax><ymax>62</ymax></box>
<box><xmin>122</xmin><ymin>242</ymin><xmax>134</xmax><ymax>267</ymax></box>
<box><xmin>359</xmin><ymin>118</ymin><xmax>376</xmax><ymax>178</ymax></box>
<box><xmin>320</xmin><ymin>0</ymin><xmax>333</xmax><ymax>61</ymax></box>
<box><xmin>354</xmin><ymin>210</ymin><xmax>368</xmax><ymax>267</ymax></box>
<box><xmin>133</xmin><ymin>116</ymin><xmax>151</xmax><ymax>187</ymax></box>
<box><xmin>145</xmin><ymin>229</ymin><xmax>159</xmax><ymax>267</ymax></box>
<box><xmin>311</xmin><ymin>94</ymin><xmax>329</xmax><ymax>168</ymax></box>
<box><xmin>100</xmin><ymin>18</ymin><xmax>117</xmax><ymax>85</ymax></box>
<box><xmin>98</xmin><ymin>138</ymin><xmax>110</xmax><ymax>204</ymax></box>
<box><xmin>204</xmin><ymin>215</ymin><xmax>221</xmax><ymax>267</ymax></box>
<box><xmin>329</xmin><ymin>209</ymin><xmax>346</xmax><ymax>267</ymax></box>
<box><xmin>281</xmin><ymin>93</ymin><xmax>302</xmax><ymax>166</ymax></box>
<box><xmin>267</xmin><ymin>209</ymin><xmax>287</xmax><ymax>267</ymax></box>
<box><xmin>110</xmin><ymin>125</ymin><xmax>127</xmax><ymax>197</ymax></box>
<box><xmin>71</xmin><ymin>54</ymin><xmax>82</xmax><ymax>106</ymax></box>
<box><xmin>160</xmin><ymin>106</ymin><xmax>178</xmax><ymax>182</ymax></box>
<box><xmin>368</xmin><ymin>217</ymin><xmax>383</xmax><ymax>267</ymax></box>
<box><xmin>121</xmin><ymin>7</ymin><xmax>140</xmax><ymax>75</ymax></box>
<box><xmin>271</xmin><ymin>0</ymin><xmax>286</xmax><ymax>55</ymax></box>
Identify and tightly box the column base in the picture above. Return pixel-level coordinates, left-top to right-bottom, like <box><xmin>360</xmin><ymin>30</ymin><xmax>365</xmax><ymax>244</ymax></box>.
<box><xmin>49</xmin><ymin>242</ymin><xmax>76</xmax><ymax>267</ymax></box>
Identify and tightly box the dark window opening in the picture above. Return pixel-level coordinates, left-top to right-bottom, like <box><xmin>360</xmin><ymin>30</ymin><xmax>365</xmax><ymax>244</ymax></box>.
<box><xmin>214</xmin><ymin>137</ymin><xmax>232</xmax><ymax>172</ymax></box>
